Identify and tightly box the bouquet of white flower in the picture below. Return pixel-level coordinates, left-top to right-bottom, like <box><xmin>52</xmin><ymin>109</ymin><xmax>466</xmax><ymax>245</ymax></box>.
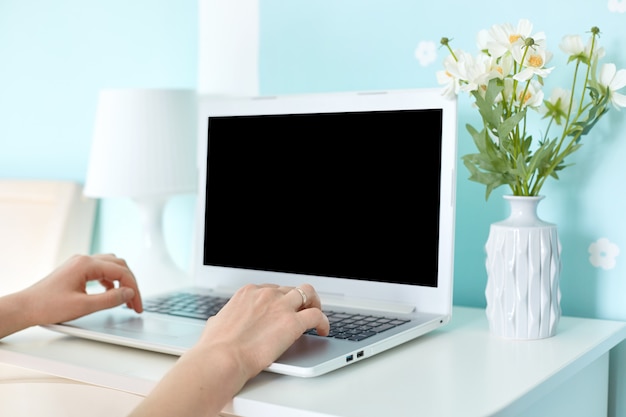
<box><xmin>438</xmin><ymin>19</ymin><xmax>626</xmax><ymax>199</ymax></box>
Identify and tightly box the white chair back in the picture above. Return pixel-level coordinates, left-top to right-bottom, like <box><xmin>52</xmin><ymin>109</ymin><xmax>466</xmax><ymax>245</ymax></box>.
<box><xmin>0</xmin><ymin>180</ymin><xmax>95</xmax><ymax>296</ymax></box>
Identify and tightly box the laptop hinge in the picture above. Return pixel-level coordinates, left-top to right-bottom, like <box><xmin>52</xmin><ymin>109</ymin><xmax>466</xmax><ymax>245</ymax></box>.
<box><xmin>320</xmin><ymin>293</ymin><xmax>416</xmax><ymax>315</ymax></box>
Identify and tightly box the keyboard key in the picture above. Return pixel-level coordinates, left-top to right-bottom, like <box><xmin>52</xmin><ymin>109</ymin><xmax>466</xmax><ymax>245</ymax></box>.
<box><xmin>306</xmin><ymin>311</ymin><xmax>411</xmax><ymax>341</ymax></box>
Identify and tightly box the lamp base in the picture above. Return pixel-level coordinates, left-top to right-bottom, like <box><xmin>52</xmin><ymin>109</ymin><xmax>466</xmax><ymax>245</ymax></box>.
<box><xmin>130</xmin><ymin>196</ymin><xmax>193</xmax><ymax>297</ymax></box>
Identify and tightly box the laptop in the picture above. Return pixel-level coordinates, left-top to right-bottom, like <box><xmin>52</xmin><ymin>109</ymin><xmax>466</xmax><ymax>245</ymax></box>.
<box><xmin>44</xmin><ymin>88</ymin><xmax>458</xmax><ymax>378</ymax></box>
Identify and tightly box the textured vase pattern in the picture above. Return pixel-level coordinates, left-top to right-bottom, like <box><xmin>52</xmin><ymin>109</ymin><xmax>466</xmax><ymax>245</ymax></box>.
<box><xmin>485</xmin><ymin>196</ymin><xmax>562</xmax><ymax>340</ymax></box>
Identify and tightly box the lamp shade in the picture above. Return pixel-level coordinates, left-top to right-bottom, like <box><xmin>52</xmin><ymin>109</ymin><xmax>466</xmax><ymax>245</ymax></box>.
<box><xmin>84</xmin><ymin>89</ymin><xmax>197</xmax><ymax>198</ymax></box>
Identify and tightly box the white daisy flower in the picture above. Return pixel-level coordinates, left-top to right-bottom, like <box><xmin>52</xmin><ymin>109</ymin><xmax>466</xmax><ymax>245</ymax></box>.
<box><xmin>598</xmin><ymin>63</ymin><xmax>626</xmax><ymax>109</ymax></box>
<box><xmin>484</xmin><ymin>18</ymin><xmax>535</xmax><ymax>59</ymax></box>
<box><xmin>559</xmin><ymin>35</ymin><xmax>585</xmax><ymax>57</ymax></box>
<box><xmin>540</xmin><ymin>87</ymin><xmax>571</xmax><ymax>124</ymax></box>
<box><xmin>511</xmin><ymin>37</ymin><xmax>554</xmax><ymax>82</ymax></box>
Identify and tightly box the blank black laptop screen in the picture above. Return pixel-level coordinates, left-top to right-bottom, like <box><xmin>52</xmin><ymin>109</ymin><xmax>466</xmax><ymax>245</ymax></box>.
<box><xmin>204</xmin><ymin>109</ymin><xmax>442</xmax><ymax>287</ymax></box>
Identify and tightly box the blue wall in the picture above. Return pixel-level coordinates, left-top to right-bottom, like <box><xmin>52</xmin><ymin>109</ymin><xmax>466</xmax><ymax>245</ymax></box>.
<box><xmin>0</xmin><ymin>0</ymin><xmax>198</xmax><ymax>270</ymax></box>
<box><xmin>0</xmin><ymin>0</ymin><xmax>197</xmax><ymax>180</ymax></box>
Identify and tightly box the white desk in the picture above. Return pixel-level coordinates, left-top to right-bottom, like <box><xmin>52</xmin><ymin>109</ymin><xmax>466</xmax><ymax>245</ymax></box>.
<box><xmin>1</xmin><ymin>306</ymin><xmax>625</xmax><ymax>417</ymax></box>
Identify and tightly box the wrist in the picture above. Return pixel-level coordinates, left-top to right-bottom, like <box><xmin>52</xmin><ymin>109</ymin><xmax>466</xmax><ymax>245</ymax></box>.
<box><xmin>184</xmin><ymin>341</ymin><xmax>248</xmax><ymax>392</ymax></box>
<box><xmin>0</xmin><ymin>291</ymin><xmax>35</xmax><ymax>338</ymax></box>
<box><xmin>130</xmin><ymin>342</ymin><xmax>249</xmax><ymax>417</ymax></box>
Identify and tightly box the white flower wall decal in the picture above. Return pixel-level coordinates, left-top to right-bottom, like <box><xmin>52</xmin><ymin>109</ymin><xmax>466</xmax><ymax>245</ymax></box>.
<box><xmin>414</xmin><ymin>40</ymin><xmax>437</xmax><ymax>66</ymax></box>
<box><xmin>588</xmin><ymin>238</ymin><xmax>620</xmax><ymax>270</ymax></box>
<box><xmin>608</xmin><ymin>0</ymin><xmax>626</xmax><ymax>13</ymax></box>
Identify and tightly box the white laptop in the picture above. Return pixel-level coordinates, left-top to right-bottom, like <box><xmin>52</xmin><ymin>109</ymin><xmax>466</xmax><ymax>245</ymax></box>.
<box><xmin>44</xmin><ymin>88</ymin><xmax>458</xmax><ymax>378</ymax></box>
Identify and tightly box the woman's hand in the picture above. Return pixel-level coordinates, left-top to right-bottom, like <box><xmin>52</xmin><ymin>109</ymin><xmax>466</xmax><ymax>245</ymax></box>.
<box><xmin>129</xmin><ymin>283</ymin><xmax>329</xmax><ymax>417</ymax></box>
<box><xmin>201</xmin><ymin>283</ymin><xmax>329</xmax><ymax>380</ymax></box>
<box><xmin>20</xmin><ymin>254</ymin><xmax>143</xmax><ymax>328</ymax></box>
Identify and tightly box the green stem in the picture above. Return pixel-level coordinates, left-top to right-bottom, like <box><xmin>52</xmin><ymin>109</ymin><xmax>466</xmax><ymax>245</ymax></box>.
<box><xmin>531</xmin><ymin>32</ymin><xmax>600</xmax><ymax>195</ymax></box>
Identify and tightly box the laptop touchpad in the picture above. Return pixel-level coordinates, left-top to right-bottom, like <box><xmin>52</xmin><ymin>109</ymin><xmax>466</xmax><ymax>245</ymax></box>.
<box><xmin>106</xmin><ymin>316</ymin><xmax>201</xmax><ymax>339</ymax></box>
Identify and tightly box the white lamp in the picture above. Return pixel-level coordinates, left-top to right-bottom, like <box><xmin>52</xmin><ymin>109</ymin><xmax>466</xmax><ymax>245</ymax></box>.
<box><xmin>85</xmin><ymin>88</ymin><xmax>197</xmax><ymax>294</ymax></box>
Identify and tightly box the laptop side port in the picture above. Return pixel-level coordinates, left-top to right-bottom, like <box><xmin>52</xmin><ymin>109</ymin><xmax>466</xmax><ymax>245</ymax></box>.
<box><xmin>357</xmin><ymin>350</ymin><xmax>364</xmax><ymax>358</ymax></box>
<box><xmin>346</xmin><ymin>354</ymin><xmax>354</xmax><ymax>362</ymax></box>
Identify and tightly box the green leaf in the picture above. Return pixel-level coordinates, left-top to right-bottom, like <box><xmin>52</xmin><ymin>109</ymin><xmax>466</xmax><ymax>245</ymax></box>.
<box><xmin>462</xmin><ymin>158</ymin><xmax>509</xmax><ymax>200</ymax></box>
<box><xmin>498</xmin><ymin>108</ymin><xmax>526</xmax><ymax>142</ymax></box>
<box><xmin>471</xmin><ymin>79</ymin><xmax>504</xmax><ymax>129</ymax></box>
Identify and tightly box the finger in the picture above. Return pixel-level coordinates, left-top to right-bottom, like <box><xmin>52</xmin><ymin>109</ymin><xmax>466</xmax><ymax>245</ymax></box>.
<box><xmin>285</xmin><ymin>286</ymin><xmax>307</xmax><ymax>310</ymax></box>
<box><xmin>122</xmin><ymin>281</ymin><xmax>143</xmax><ymax>313</ymax></box>
<box><xmin>297</xmin><ymin>283</ymin><xmax>321</xmax><ymax>309</ymax></box>
<box><xmin>89</xmin><ymin>260</ymin><xmax>143</xmax><ymax>313</ymax></box>
<box><xmin>97</xmin><ymin>278</ymin><xmax>116</xmax><ymax>291</ymax></box>
<box><xmin>298</xmin><ymin>307</ymin><xmax>330</xmax><ymax>336</ymax></box>
<box><xmin>100</xmin><ymin>283</ymin><xmax>142</xmax><ymax>313</ymax></box>
<box><xmin>92</xmin><ymin>253</ymin><xmax>132</xmax><ymax>269</ymax></box>
<box><xmin>85</xmin><ymin>287</ymin><xmax>138</xmax><ymax>314</ymax></box>
<box><xmin>92</xmin><ymin>253</ymin><xmax>116</xmax><ymax>259</ymax></box>
<box><xmin>94</xmin><ymin>274</ymin><xmax>141</xmax><ymax>312</ymax></box>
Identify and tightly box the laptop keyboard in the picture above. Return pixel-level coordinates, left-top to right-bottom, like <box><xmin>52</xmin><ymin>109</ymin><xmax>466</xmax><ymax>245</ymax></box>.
<box><xmin>143</xmin><ymin>292</ymin><xmax>230</xmax><ymax>320</ymax></box>
<box><xmin>305</xmin><ymin>311</ymin><xmax>411</xmax><ymax>341</ymax></box>
<box><xmin>142</xmin><ymin>291</ymin><xmax>411</xmax><ymax>342</ymax></box>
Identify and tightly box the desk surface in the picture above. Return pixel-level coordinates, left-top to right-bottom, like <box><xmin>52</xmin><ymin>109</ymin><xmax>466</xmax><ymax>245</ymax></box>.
<box><xmin>1</xmin><ymin>306</ymin><xmax>625</xmax><ymax>417</ymax></box>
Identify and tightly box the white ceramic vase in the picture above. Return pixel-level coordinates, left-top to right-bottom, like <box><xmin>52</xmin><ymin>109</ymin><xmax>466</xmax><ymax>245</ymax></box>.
<box><xmin>484</xmin><ymin>195</ymin><xmax>562</xmax><ymax>339</ymax></box>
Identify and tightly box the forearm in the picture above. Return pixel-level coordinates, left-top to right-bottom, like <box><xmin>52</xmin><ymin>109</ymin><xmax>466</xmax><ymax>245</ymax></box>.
<box><xmin>0</xmin><ymin>291</ymin><xmax>36</xmax><ymax>339</ymax></box>
<box><xmin>128</xmin><ymin>344</ymin><xmax>247</xmax><ymax>417</ymax></box>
